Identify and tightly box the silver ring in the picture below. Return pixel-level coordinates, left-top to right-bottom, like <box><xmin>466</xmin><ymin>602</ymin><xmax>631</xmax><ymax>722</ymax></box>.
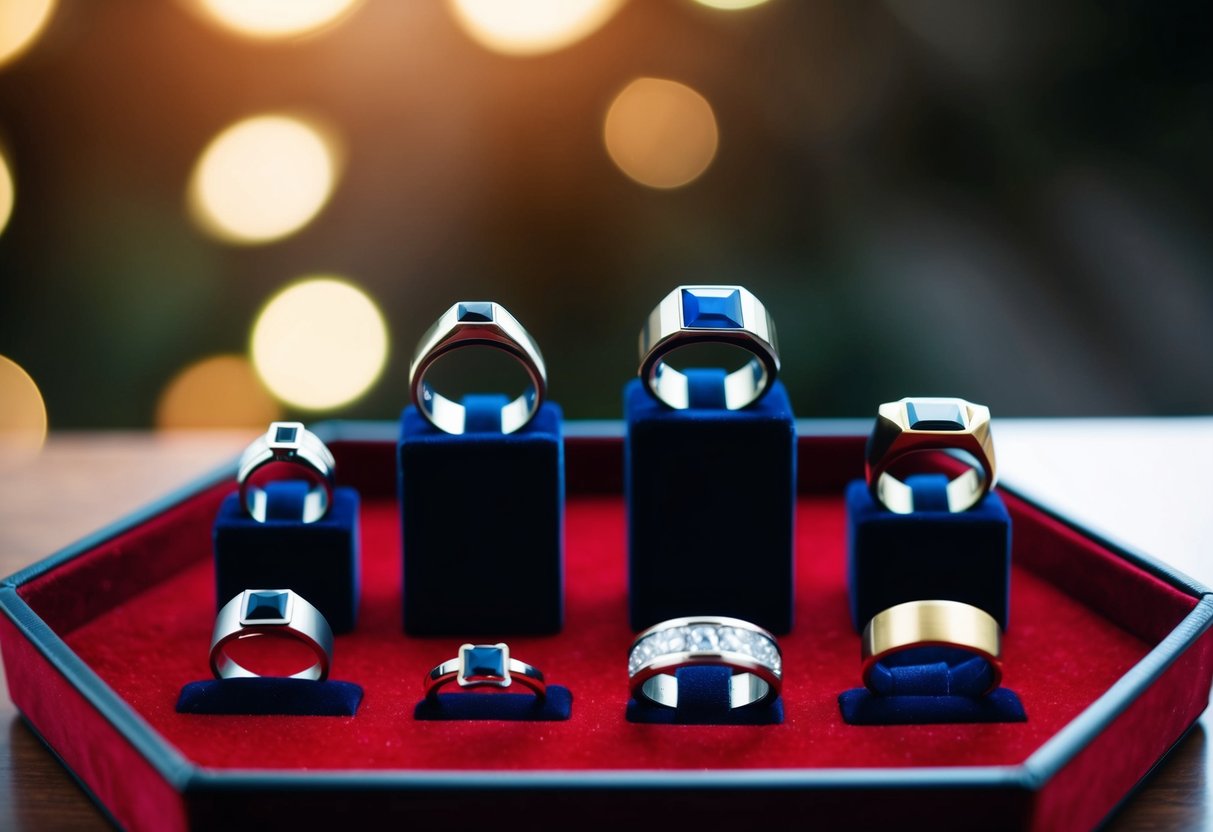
<box><xmin>424</xmin><ymin>643</ymin><xmax>546</xmax><ymax>702</ymax></box>
<box><xmin>628</xmin><ymin>616</ymin><xmax>782</xmax><ymax>709</ymax></box>
<box><xmin>236</xmin><ymin>421</ymin><xmax>336</xmax><ymax>524</ymax></box>
<box><xmin>638</xmin><ymin>285</ymin><xmax>779</xmax><ymax>410</ymax></box>
<box><xmin>210</xmin><ymin>589</ymin><xmax>334</xmax><ymax>681</ymax></box>
<box><xmin>408</xmin><ymin>302</ymin><xmax>547</xmax><ymax>435</ymax></box>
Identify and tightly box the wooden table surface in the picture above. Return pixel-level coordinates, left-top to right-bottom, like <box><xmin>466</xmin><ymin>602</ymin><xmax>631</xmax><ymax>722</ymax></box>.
<box><xmin>0</xmin><ymin>428</ymin><xmax>1208</xmax><ymax>830</ymax></box>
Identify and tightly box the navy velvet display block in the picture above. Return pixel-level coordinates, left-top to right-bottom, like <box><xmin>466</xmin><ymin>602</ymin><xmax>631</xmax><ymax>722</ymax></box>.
<box><xmin>626</xmin><ymin>667</ymin><xmax>784</xmax><ymax>725</ymax></box>
<box><xmin>213</xmin><ymin>483</ymin><xmax>361</xmax><ymax>634</ymax></box>
<box><xmin>413</xmin><ymin>685</ymin><xmax>572</xmax><ymax>721</ymax></box>
<box><xmin>399</xmin><ymin>396</ymin><xmax>564</xmax><ymax>635</ymax></box>
<box><xmin>624</xmin><ymin>374</ymin><xmax>795</xmax><ymax>634</ymax></box>
<box><xmin>846</xmin><ymin>475</ymin><xmax>1011</xmax><ymax>632</ymax></box>
<box><xmin>176</xmin><ymin>678</ymin><xmax>363</xmax><ymax>716</ymax></box>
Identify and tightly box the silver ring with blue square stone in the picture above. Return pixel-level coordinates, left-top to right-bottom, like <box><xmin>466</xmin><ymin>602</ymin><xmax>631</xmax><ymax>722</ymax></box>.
<box><xmin>865</xmin><ymin>397</ymin><xmax>997</xmax><ymax>514</ymax></box>
<box><xmin>639</xmin><ymin>285</ymin><xmax>779</xmax><ymax>410</ymax></box>
<box><xmin>424</xmin><ymin>643</ymin><xmax>547</xmax><ymax>702</ymax></box>
<box><xmin>628</xmin><ymin>616</ymin><xmax>783</xmax><ymax>709</ymax></box>
<box><xmin>236</xmin><ymin>421</ymin><xmax>336</xmax><ymax>524</ymax></box>
<box><xmin>209</xmin><ymin>589</ymin><xmax>335</xmax><ymax>681</ymax></box>
<box><xmin>409</xmin><ymin>301</ymin><xmax>547</xmax><ymax>435</ymax></box>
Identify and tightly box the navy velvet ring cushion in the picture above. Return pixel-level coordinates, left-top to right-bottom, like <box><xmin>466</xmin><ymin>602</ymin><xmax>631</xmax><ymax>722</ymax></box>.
<box><xmin>177</xmin><ymin>678</ymin><xmax>363</xmax><ymax>717</ymax></box>
<box><xmin>626</xmin><ymin>666</ymin><xmax>784</xmax><ymax>725</ymax></box>
<box><xmin>398</xmin><ymin>395</ymin><xmax>564</xmax><ymax>635</ymax></box>
<box><xmin>414</xmin><ymin>686</ymin><xmax>573</xmax><ymax>721</ymax></box>
<box><xmin>213</xmin><ymin>481</ymin><xmax>361</xmax><ymax>634</ymax></box>
<box><xmin>624</xmin><ymin>372</ymin><xmax>796</xmax><ymax>634</ymax></box>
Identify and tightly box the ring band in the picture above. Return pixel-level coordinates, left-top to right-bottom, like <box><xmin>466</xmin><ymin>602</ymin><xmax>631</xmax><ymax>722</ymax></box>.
<box><xmin>424</xmin><ymin>643</ymin><xmax>546</xmax><ymax>702</ymax></box>
<box><xmin>628</xmin><ymin>616</ymin><xmax>782</xmax><ymax>709</ymax></box>
<box><xmin>865</xmin><ymin>397</ymin><xmax>997</xmax><ymax>514</ymax></box>
<box><xmin>409</xmin><ymin>302</ymin><xmax>547</xmax><ymax>435</ymax></box>
<box><xmin>210</xmin><ymin>589</ymin><xmax>334</xmax><ymax>681</ymax></box>
<box><xmin>638</xmin><ymin>285</ymin><xmax>779</xmax><ymax>410</ymax></box>
<box><xmin>861</xmin><ymin>600</ymin><xmax>1002</xmax><ymax>696</ymax></box>
<box><xmin>236</xmin><ymin>422</ymin><xmax>336</xmax><ymax>524</ymax></box>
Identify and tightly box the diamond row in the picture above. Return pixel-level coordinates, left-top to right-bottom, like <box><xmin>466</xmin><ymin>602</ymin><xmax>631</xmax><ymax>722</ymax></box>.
<box><xmin>628</xmin><ymin>623</ymin><xmax>782</xmax><ymax>678</ymax></box>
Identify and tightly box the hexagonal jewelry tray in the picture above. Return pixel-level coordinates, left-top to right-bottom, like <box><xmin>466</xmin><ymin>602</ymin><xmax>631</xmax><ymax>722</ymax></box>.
<box><xmin>1</xmin><ymin>421</ymin><xmax>1210</xmax><ymax>831</ymax></box>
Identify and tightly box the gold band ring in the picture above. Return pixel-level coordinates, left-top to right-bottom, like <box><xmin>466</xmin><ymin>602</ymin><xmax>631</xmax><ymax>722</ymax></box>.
<box><xmin>861</xmin><ymin>600</ymin><xmax>1002</xmax><ymax>696</ymax></box>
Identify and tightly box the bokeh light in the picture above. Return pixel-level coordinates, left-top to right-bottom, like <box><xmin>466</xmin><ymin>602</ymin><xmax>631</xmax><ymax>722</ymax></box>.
<box><xmin>0</xmin><ymin>146</ymin><xmax>13</xmax><ymax>236</ymax></box>
<box><xmin>448</xmin><ymin>0</ymin><xmax>623</xmax><ymax>56</ymax></box>
<box><xmin>156</xmin><ymin>354</ymin><xmax>282</xmax><ymax>429</ymax></box>
<box><xmin>187</xmin><ymin>114</ymin><xmax>340</xmax><ymax>245</ymax></box>
<box><xmin>250</xmin><ymin>277</ymin><xmax>389</xmax><ymax>410</ymax></box>
<box><xmin>604</xmin><ymin>77</ymin><xmax>719</xmax><ymax>189</ymax></box>
<box><xmin>0</xmin><ymin>355</ymin><xmax>48</xmax><ymax>470</ymax></box>
<box><xmin>188</xmin><ymin>0</ymin><xmax>362</xmax><ymax>40</ymax></box>
<box><xmin>0</xmin><ymin>0</ymin><xmax>56</xmax><ymax>69</ymax></box>
<box><xmin>693</xmin><ymin>0</ymin><xmax>770</xmax><ymax>9</ymax></box>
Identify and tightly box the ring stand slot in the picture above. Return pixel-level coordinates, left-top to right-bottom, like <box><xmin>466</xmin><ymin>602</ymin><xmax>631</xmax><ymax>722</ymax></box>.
<box><xmin>414</xmin><ymin>686</ymin><xmax>573</xmax><ymax>721</ymax></box>
<box><xmin>213</xmin><ymin>481</ymin><xmax>361</xmax><ymax>634</ymax></box>
<box><xmin>176</xmin><ymin>678</ymin><xmax>363</xmax><ymax>717</ymax></box>
<box><xmin>398</xmin><ymin>394</ymin><xmax>564</xmax><ymax>635</ymax></box>
<box><xmin>624</xmin><ymin>371</ymin><xmax>796</xmax><ymax>634</ymax></box>
<box><xmin>626</xmin><ymin>667</ymin><xmax>784</xmax><ymax>725</ymax></box>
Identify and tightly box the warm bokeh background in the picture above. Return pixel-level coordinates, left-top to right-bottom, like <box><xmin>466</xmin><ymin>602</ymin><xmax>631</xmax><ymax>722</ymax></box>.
<box><xmin>1</xmin><ymin>0</ymin><xmax>1211</xmax><ymax>444</ymax></box>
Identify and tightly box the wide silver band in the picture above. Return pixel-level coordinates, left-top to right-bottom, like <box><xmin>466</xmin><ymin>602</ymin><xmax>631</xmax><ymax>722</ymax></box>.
<box><xmin>865</xmin><ymin>397</ymin><xmax>997</xmax><ymax>514</ymax></box>
<box><xmin>236</xmin><ymin>421</ymin><xmax>336</xmax><ymax>524</ymax></box>
<box><xmin>638</xmin><ymin>285</ymin><xmax>779</xmax><ymax>410</ymax></box>
<box><xmin>628</xmin><ymin>616</ymin><xmax>782</xmax><ymax>709</ymax></box>
<box><xmin>209</xmin><ymin>589</ymin><xmax>334</xmax><ymax>681</ymax></box>
<box><xmin>408</xmin><ymin>302</ymin><xmax>547</xmax><ymax>435</ymax></box>
<box><xmin>423</xmin><ymin>642</ymin><xmax>547</xmax><ymax>701</ymax></box>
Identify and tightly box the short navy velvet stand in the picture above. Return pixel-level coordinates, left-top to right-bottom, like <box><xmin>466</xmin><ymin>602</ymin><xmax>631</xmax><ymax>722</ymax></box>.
<box><xmin>626</xmin><ymin>667</ymin><xmax>784</xmax><ymax>725</ymax></box>
<box><xmin>838</xmin><ymin>646</ymin><xmax>1025</xmax><ymax>725</ymax></box>
<box><xmin>399</xmin><ymin>396</ymin><xmax>564</xmax><ymax>635</ymax></box>
<box><xmin>177</xmin><ymin>678</ymin><xmax>363</xmax><ymax>716</ymax></box>
<box><xmin>414</xmin><ymin>686</ymin><xmax>573</xmax><ymax>721</ymax></box>
<box><xmin>213</xmin><ymin>481</ymin><xmax>361</xmax><ymax>634</ymax></box>
<box><xmin>625</xmin><ymin>373</ymin><xmax>795</xmax><ymax>634</ymax></box>
<box><xmin>846</xmin><ymin>474</ymin><xmax>1011</xmax><ymax>632</ymax></box>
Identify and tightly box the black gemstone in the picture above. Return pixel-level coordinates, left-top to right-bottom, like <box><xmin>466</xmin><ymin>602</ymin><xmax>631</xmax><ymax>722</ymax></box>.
<box><xmin>273</xmin><ymin>425</ymin><xmax>299</xmax><ymax>443</ymax></box>
<box><xmin>244</xmin><ymin>591</ymin><xmax>289</xmax><ymax>621</ymax></box>
<box><xmin>906</xmin><ymin>401</ymin><xmax>966</xmax><ymax>431</ymax></box>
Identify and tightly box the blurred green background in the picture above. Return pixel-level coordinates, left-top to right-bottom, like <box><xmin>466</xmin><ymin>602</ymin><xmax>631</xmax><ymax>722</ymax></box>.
<box><xmin>1</xmin><ymin>0</ymin><xmax>1211</xmax><ymax>435</ymax></box>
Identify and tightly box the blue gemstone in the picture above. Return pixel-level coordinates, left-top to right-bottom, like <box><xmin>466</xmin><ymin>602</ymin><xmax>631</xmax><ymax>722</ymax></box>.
<box><xmin>681</xmin><ymin>288</ymin><xmax>744</xmax><ymax>329</ymax></box>
<box><xmin>244</xmin><ymin>591</ymin><xmax>289</xmax><ymax>621</ymax></box>
<box><xmin>456</xmin><ymin>302</ymin><xmax>495</xmax><ymax>323</ymax></box>
<box><xmin>906</xmin><ymin>400</ymin><xmax>966</xmax><ymax>431</ymax></box>
<box><xmin>273</xmin><ymin>425</ymin><xmax>298</xmax><ymax>443</ymax></box>
<box><xmin>462</xmin><ymin>645</ymin><xmax>507</xmax><ymax>680</ymax></box>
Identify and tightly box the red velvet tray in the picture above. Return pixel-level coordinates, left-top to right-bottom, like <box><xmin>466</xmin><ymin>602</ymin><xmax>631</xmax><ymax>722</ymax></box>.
<box><xmin>1</xmin><ymin>422</ymin><xmax>1210</xmax><ymax>831</ymax></box>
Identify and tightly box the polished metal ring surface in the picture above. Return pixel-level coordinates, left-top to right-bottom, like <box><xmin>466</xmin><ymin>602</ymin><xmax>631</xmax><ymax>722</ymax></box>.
<box><xmin>638</xmin><ymin>285</ymin><xmax>779</xmax><ymax>410</ymax></box>
<box><xmin>861</xmin><ymin>599</ymin><xmax>1002</xmax><ymax>696</ymax></box>
<box><xmin>236</xmin><ymin>421</ymin><xmax>336</xmax><ymax>524</ymax></box>
<box><xmin>209</xmin><ymin>589</ymin><xmax>334</xmax><ymax>681</ymax></box>
<box><xmin>865</xmin><ymin>397</ymin><xmax>997</xmax><ymax>514</ymax></box>
<box><xmin>628</xmin><ymin>615</ymin><xmax>782</xmax><ymax>709</ymax></box>
<box><xmin>424</xmin><ymin>643</ymin><xmax>547</xmax><ymax>702</ymax></box>
<box><xmin>409</xmin><ymin>302</ymin><xmax>547</xmax><ymax>435</ymax></box>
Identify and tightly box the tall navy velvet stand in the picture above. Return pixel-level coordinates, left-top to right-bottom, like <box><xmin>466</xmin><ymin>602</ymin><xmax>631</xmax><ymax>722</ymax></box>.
<box><xmin>398</xmin><ymin>395</ymin><xmax>564</xmax><ymax>636</ymax></box>
<box><xmin>624</xmin><ymin>371</ymin><xmax>796</xmax><ymax>635</ymax></box>
<box><xmin>192</xmin><ymin>482</ymin><xmax>364</xmax><ymax>717</ymax></box>
<box><xmin>840</xmin><ymin>474</ymin><xmax>1023</xmax><ymax>725</ymax></box>
<box><xmin>213</xmin><ymin>480</ymin><xmax>361</xmax><ymax>633</ymax></box>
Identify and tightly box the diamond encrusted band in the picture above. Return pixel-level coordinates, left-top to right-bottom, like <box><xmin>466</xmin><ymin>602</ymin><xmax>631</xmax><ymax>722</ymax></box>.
<box><xmin>628</xmin><ymin>616</ymin><xmax>783</xmax><ymax>709</ymax></box>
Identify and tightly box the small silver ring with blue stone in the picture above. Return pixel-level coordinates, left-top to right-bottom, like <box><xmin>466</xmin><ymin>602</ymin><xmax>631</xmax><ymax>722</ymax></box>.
<box><xmin>865</xmin><ymin>397</ymin><xmax>997</xmax><ymax>514</ymax></box>
<box><xmin>409</xmin><ymin>302</ymin><xmax>547</xmax><ymax>435</ymax></box>
<box><xmin>628</xmin><ymin>616</ymin><xmax>783</xmax><ymax>709</ymax></box>
<box><xmin>237</xmin><ymin>421</ymin><xmax>336</xmax><ymax>524</ymax></box>
<box><xmin>209</xmin><ymin>589</ymin><xmax>334</xmax><ymax>682</ymax></box>
<box><xmin>639</xmin><ymin>285</ymin><xmax>779</xmax><ymax>410</ymax></box>
<box><xmin>424</xmin><ymin>643</ymin><xmax>547</xmax><ymax>702</ymax></box>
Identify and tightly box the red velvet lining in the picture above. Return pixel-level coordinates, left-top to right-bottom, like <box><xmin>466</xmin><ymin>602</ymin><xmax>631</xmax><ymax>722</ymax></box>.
<box><xmin>14</xmin><ymin>479</ymin><xmax>1196</xmax><ymax>773</ymax></box>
